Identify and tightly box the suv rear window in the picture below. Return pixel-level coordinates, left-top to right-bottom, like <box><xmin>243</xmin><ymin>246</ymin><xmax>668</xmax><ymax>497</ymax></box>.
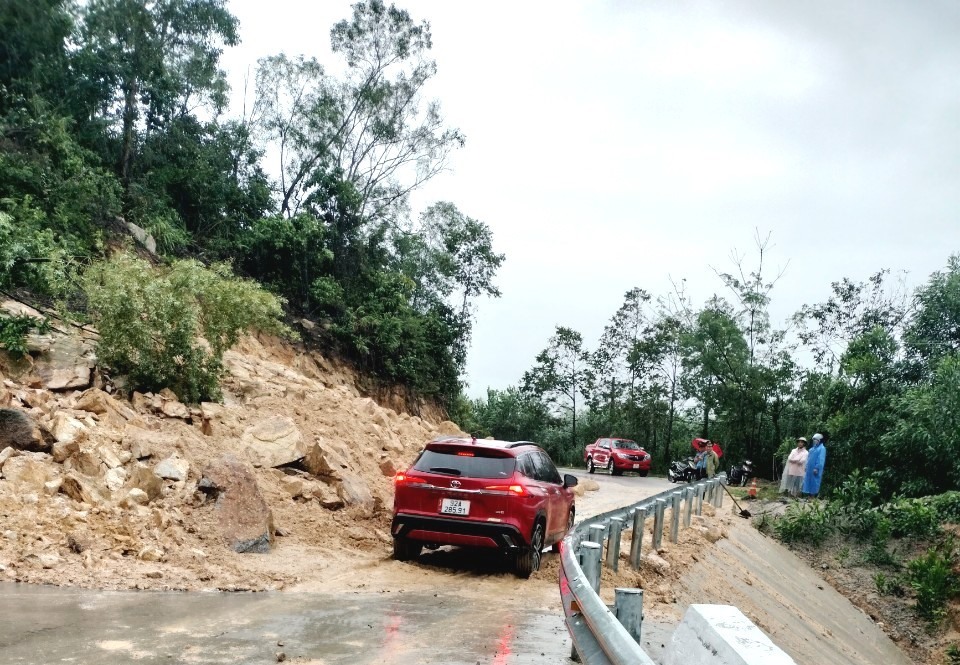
<box><xmin>414</xmin><ymin>450</ymin><xmax>516</xmax><ymax>479</ymax></box>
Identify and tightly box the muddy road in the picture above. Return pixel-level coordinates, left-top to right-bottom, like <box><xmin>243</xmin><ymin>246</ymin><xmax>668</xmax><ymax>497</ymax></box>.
<box><xmin>0</xmin><ymin>470</ymin><xmax>670</xmax><ymax>664</ymax></box>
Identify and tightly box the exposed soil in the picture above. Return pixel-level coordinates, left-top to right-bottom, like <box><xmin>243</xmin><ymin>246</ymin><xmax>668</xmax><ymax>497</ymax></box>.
<box><xmin>763</xmin><ymin>506</ymin><xmax>960</xmax><ymax>665</ymax></box>
<box><xmin>0</xmin><ymin>328</ymin><xmax>465</xmax><ymax>592</ymax></box>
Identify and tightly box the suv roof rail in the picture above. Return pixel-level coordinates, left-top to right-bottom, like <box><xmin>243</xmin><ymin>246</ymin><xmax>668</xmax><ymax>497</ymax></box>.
<box><xmin>508</xmin><ymin>441</ymin><xmax>537</xmax><ymax>448</ymax></box>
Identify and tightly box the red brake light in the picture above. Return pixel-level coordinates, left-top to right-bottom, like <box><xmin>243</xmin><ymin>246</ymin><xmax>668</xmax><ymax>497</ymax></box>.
<box><xmin>485</xmin><ymin>484</ymin><xmax>526</xmax><ymax>496</ymax></box>
<box><xmin>395</xmin><ymin>473</ymin><xmax>407</xmax><ymax>485</ymax></box>
<box><xmin>457</xmin><ymin>451</ymin><xmax>475</xmax><ymax>457</ymax></box>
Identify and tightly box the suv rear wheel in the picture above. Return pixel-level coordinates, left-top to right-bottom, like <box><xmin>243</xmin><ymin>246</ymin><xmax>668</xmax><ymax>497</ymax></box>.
<box><xmin>515</xmin><ymin>521</ymin><xmax>544</xmax><ymax>578</ymax></box>
<box><xmin>393</xmin><ymin>536</ymin><xmax>421</xmax><ymax>561</ymax></box>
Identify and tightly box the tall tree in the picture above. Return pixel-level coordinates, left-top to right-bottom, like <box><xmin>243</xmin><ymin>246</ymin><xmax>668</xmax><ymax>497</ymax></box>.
<box><xmin>253</xmin><ymin>0</ymin><xmax>464</xmax><ymax>219</ymax></box>
<box><xmin>76</xmin><ymin>0</ymin><xmax>239</xmax><ymax>187</ymax></box>
<box><xmin>522</xmin><ymin>327</ymin><xmax>594</xmax><ymax>456</ymax></box>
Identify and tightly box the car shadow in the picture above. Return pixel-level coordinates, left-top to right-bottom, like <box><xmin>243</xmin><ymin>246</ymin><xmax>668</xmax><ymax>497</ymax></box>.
<box><xmin>406</xmin><ymin>545</ymin><xmax>555</xmax><ymax>578</ymax></box>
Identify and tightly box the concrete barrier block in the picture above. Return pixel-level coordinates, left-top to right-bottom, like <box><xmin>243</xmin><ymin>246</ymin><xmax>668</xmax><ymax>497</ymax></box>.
<box><xmin>664</xmin><ymin>604</ymin><xmax>795</xmax><ymax>665</ymax></box>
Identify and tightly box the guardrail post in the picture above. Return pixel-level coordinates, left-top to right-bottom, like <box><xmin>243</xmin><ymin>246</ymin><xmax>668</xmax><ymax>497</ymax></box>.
<box><xmin>716</xmin><ymin>479</ymin><xmax>724</xmax><ymax>508</ymax></box>
<box><xmin>670</xmin><ymin>491</ymin><xmax>682</xmax><ymax>544</ymax></box>
<box><xmin>652</xmin><ymin>499</ymin><xmax>666</xmax><ymax>551</ymax></box>
<box><xmin>606</xmin><ymin>517</ymin><xmax>624</xmax><ymax>571</ymax></box>
<box><xmin>630</xmin><ymin>505</ymin><xmax>647</xmax><ymax>569</ymax></box>
<box><xmin>614</xmin><ymin>588</ymin><xmax>644</xmax><ymax>644</ymax></box>
<box><xmin>695</xmin><ymin>483</ymin><xmax>705</xmax><ymax>516</ymax></box>
<box><xmin>683</xmin><ymin>487</ymin><xmax>693</xmax><ymax>527</ymax></box>
<box><xmin>712</xmin><ymin>479</ymin><xmax>721</xmax><ymax>507</ymax></box>
<box><xmin>580</xmin><ymin>541</ymin><xmax>602</xmax><ymax>592</ymax></box>
<box><xmin>588</xmin><ymin>524</ymin><xmax>605</xmax><ymax>561</ymax></box>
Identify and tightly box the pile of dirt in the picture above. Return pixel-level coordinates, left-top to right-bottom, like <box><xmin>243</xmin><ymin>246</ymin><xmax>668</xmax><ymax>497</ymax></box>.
<box><xmin>0</xmin><ymin>311</ymin><xmax>465</xmax><ymax>592</ymax></box>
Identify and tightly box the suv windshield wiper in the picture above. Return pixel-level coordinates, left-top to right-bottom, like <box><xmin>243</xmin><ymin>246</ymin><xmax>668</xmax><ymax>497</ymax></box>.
<box><xmin>429</xmin><ymin>467</ymin><xmax>462</xmax><ymax>476</ymax></box>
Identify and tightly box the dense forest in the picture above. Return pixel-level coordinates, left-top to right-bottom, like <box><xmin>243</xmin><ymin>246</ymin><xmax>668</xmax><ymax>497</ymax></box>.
<box><xmin>460</xmin><ymin>241</ymin><xmax>960</xmax><ymax>502</ymax></box>
<box><xmin>1</xmin><ymin>1</ymin><xmax>958</xmax><ymax>504</ymax></box>
<box><xmin>0</xmin><ymin>0</ymin><xmax>502</xmax><ymax>403</ymax></box>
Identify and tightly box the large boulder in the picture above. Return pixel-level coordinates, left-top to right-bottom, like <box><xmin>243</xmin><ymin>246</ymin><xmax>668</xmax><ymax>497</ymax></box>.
<box><xmin>50</xmin><ymin>412</ymin><xmax>86</xmax><ymax>445</ymax></box>
<box><xmin>336</xmin><ymin>471</ymin><xmax>375</xmax><ymax>515</ymax></box>
<box><xmin>240</xmin><ymin>416</ymin><xmax>306</xmax><ymax>468</ymax></box>
<box><xmin>60</xmin><ymin>472</ymin><xmax>105</xmax><ymax>505</ymax></box>
<box><xmin>32</xmin><ymin>334</ymin><xmax>96</xmax><ymax>391</ymax></box>
<box><xmin>0</xmin><ymin>409</ymin><xmax>45</xmax><ymax>452</ymax></box>
<box><xmin>126</xmin><ymin>464</ymin><xmax>162</xmax><ymax>501</ymax></box>
<box><xmin>73</xmin><ymin>389</ymin><xmax>137</xmax><ymax>422</ymax></box>
<box><xmin>154</xmin><ymin>456</ymin><xmax>189</xmax><ymax>482</ymax></box>
<box><xmin>121</xmin><ymin>424</ymin><xmax>175</xmax><ymax>460</ymax></box>
<box><xmin>1</xmin><ymin>454</ymin><xmax>56</xmax><ymax>491</ymax></box>
<box><xmin>302</xmin><ymin>438</ymin><xmax>350</xmax><ymax>478</ymax></box>
<box><xmin>199</xmin><ymin>454</ymin><xmax>274</xmax><ymax>553</ymax></box>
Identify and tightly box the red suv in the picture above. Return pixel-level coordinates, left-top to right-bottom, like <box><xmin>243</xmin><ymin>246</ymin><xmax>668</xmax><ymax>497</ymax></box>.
<box><xmin>584</xmin><ymin>438</ymin><xmax>651</xmax><ymax>476</ymax></box>
<box><xmin>391</xmin><ymin>437</ymin><xmax>578</xmax><ymax>578</ymax></box>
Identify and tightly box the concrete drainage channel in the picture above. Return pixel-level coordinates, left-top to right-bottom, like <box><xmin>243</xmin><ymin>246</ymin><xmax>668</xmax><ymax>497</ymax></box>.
<box><xmin>558</xmin><ymin>476</ymin><xmax>796</xmax><ymax>665</ymax></box>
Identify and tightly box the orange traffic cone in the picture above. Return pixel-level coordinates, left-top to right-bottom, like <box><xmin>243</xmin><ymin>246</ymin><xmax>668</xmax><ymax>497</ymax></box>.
<box><xmin>748</xmin><ymin>478</ymin><xmax>758</xmax><ymax>499</ymax></box>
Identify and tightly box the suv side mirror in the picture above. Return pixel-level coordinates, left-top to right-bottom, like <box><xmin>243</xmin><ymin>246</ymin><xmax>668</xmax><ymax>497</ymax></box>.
<box><xmin>563</xmin><ymin>474</ymin><xmax>579</xmax><ymax>489</ymax></box>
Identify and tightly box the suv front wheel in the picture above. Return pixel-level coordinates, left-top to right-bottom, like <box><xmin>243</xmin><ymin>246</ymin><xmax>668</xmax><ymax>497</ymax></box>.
<box><xmin>515</xmin><ymin>521</ymin><xmax>544</xmax><ymax>578</ymax></box>
<box><xmin>393</xmin><ymin>536</ymin><xmax>421</xmax><ymax>561</ymax></box>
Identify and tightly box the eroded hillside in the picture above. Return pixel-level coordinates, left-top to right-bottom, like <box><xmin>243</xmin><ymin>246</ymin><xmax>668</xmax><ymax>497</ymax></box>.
<box><xmin>0</xmin><ymin>301</ymin><xmax>464</xmax><ymax>590</ymax></box>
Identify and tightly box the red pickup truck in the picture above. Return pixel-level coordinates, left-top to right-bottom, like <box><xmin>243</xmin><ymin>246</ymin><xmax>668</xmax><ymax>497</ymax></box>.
<box><xmin>584</xmin><ymin>438</ymin><xmax>651</xmax><ymax>476</ymax></box>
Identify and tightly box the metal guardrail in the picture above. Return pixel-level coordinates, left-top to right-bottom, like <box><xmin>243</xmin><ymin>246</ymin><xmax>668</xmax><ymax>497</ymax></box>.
<box><xmin>558</xmin><ymin>476</ymin><xmax>725</xmax><ymax>664</ymax></box>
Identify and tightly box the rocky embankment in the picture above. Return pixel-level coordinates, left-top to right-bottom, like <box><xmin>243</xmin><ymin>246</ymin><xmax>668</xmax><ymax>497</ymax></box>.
<box><xmin>0</xmin><ymin>301</ymin><xmax>463</xmax><ymax>590</ymax></box>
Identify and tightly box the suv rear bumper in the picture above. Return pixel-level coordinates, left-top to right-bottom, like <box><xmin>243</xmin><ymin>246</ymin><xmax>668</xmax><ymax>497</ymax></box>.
<box><xmin>392</xmin><ymin>513</ymin><xmax>527</xmax><ymax>551</ymax></box>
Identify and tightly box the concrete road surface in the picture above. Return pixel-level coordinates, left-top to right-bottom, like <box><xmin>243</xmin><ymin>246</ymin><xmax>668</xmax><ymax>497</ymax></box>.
<box><xmin>0</xmin><ymin>472</ymin><xmax>671</xmax><ymax>664</ymax></box>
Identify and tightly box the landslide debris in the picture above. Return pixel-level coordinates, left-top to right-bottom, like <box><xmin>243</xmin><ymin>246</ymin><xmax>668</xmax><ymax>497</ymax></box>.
<box><xmin>0</xmin><ymin>303</ymin><xmax>464</xmax><ymax>591</ymax></box>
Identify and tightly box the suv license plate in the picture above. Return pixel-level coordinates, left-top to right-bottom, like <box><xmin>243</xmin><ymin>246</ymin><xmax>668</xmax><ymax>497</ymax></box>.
<box><xmin>632</xmin><ymin>464</ymin><xmax>639</xmax><ymax>469</ymax></box>
<box><xmin>440</xmin><ymin>498</ymin><xmax>470</xmax><ymax>516</ymax></box>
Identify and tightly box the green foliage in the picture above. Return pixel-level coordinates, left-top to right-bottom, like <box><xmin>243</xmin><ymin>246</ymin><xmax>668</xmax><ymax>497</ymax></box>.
<box><xmin>873</xmin><ymin>572</ymin><xmax>904</xmax><ymax>597</ymax></box>
<box><xmin>946</xmin><ymin>643</ymin><xmax>960</xmax><ymax>665</ymax></box>
<box><xmin>862</xmin><ymin>518</ymin><xmax>897</xmax><ymax>567</ymax></box>
<box><xmin>886</xmin><ymin>498</ymin><xmax>942</xmax><ymax>540</ymax></box>
<box><xmin>835</xmin><ymin>545</ymin><xmax>851</xmax><ymax>567</ymax></box>
<box><xmin>0</xmin><ymin>312</ymin><xmax>50</xmax><ymax>356</ymax></box>
<box><xmin>83</xmin><ymin>253</ymin><xmax>293</xmax><ymax>402</ymax></box>
<box><xmin>929</xmin><ymin>492</ymin><xmax>960</xmax><ymax>524</ymax></box>
<box><xmin>906</xmin><ymin>538</ymin><xmax>960</xmax><ymax>628</ymax></box>
<box><xmin>774</xmin><ymin>501</ymin><xmax>835</xmax><ymax>546</ymax></box>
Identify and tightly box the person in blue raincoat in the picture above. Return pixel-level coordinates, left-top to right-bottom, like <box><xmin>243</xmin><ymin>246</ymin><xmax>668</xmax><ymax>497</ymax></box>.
<box><xmin>802</xmin><ymin>433</ymin><xmax>827</xmax><ymax>496</ymax></box>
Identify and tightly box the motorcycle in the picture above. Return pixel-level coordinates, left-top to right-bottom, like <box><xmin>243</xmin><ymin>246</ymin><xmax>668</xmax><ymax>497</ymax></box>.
<box><xmin>727</xmin><ymin>459</ymin><xmax>754</xmax><ymax>487</ymax></box>
<box><xmin>667</xmin><ymin>456</ymin><xmax>699</xmax><ymax>484</ymax></box>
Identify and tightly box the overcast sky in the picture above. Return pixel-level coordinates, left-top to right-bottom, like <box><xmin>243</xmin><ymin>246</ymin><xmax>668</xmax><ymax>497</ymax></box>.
<box><xmin>222</xmin><ymin>1</ymin><xmax>960</xmax><ymax>396</ymax></box>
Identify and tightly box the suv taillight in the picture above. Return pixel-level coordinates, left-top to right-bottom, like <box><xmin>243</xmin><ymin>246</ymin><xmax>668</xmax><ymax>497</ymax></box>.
<box><xmin>395</xmin><ymin>472</ymin><xmax>408</xmax><ymax>485</ymax></box>
<box><xmin>485</xmin><ymin>484</ymin><xmax>526</xmax><ymax>496</ymax></box>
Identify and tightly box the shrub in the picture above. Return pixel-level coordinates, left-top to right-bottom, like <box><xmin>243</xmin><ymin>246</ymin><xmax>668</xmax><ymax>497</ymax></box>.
<box><xmin>863</xmin><ymin>518</ymin><xmax>898</xmax><ymax>567</ymax></box>
<box><xmin>83</xmin><ymin>252</ymin><xmax>294</xmax><ymax>402</ymax></box>
<box><xmin>774</xmin><ymin>501</ymin><xmax>835</xmax><ymax>546</ymax></box>
<box><xmin>886</xmin><ymin>498</ymin><xmax>942</xmax><ymax>540</ymax></box>
<box><xmin>874</xmin><ymin>572</ymin><xmax>905</xmax><ymax>596</ymax></box>
<box><xmin>0</xmin><ymin>312</ymin><xmax>50</xmax><ymax>356</ymax></box>
<box><xmin>906</xmin><ymin>538</ymin><xmax>960</xmax><ymax>628</ymax></box>
<box><xmin>946</xmin><ymin>643</ymin><xmax>960</xmax><ymax>665</ymax></box>
<box><xmin>930</xmin><ymin>492</ymin><xmax>960</xmax><ymax>525</ymax></box>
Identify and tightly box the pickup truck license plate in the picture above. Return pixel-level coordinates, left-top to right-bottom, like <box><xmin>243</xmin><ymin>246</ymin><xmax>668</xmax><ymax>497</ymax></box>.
<box><xmin>440</xmin><ymin>498</ymin><xmax>470</xmax><ymax>516</ymax></box>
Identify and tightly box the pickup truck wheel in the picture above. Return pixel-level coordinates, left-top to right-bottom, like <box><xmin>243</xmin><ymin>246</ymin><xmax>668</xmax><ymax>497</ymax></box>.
<box><xmin>586</xmin><ymin>457</ymin><xmax>595</xmax><ymax>474</ymax></box>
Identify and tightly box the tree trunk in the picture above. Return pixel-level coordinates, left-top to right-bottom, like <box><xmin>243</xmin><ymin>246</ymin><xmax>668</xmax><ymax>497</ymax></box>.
<box><xmin>120</xmin><ymin>76</ymin><xmax>139</xmax><ymax>188</ymax></box>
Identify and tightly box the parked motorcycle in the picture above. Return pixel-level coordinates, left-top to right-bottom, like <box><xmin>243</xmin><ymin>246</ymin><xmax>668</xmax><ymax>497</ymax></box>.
<box><xmin>727</xmin><ymin>459</ymin><xmax>754</xmax><ymax>487</ymax></box>
<box><xmin>667</xmin><ymin>456</ymin><xmax>699</xmax><ymax>483</ymax></box>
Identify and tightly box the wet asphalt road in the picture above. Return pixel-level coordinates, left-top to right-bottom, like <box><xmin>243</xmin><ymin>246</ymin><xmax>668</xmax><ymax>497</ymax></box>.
<box><xmin>0</xmin><ymin>470</ymin><xmax>671</xmax><ymax>664</ymax></box>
